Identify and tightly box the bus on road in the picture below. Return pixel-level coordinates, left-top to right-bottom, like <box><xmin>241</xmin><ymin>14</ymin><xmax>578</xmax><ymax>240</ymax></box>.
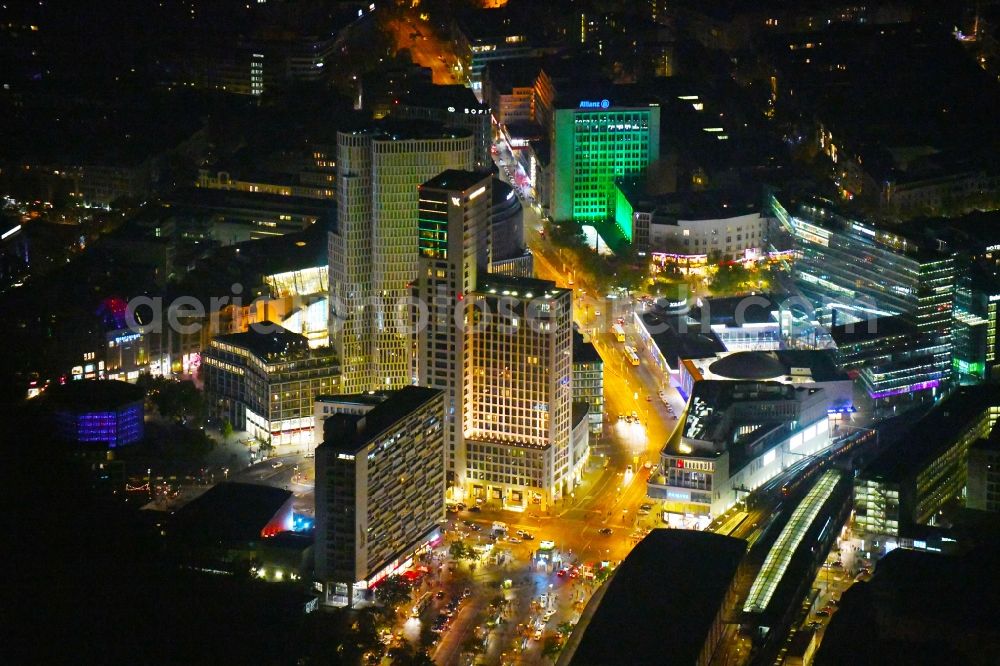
<box><xmin>411</xmin><ymin>592</ymin><xmax>432</xmax><ymax>618</ymax></box>
<box><xmin>624</xmin><ymin>345</ymin><xmax>640</xmax><ymax>366</ymax></box>
<box><xmin>612</xmin><ymin>323</ymin><xmax>626</xmax><ymax>342</ymax></box>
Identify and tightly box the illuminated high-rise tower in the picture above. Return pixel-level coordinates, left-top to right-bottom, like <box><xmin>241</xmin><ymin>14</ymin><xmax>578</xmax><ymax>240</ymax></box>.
<box><xmin>329</xmin><ymin>123</ymin><xmax>474</xmax><ymax>394</ymax></box>
<box><xmin>415</xmin><ymin>170</ymin><xmax>492</xmax><ymax>487</ymax></box>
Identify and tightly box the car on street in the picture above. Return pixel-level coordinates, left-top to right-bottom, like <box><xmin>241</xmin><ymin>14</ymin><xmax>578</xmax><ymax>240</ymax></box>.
<box><xmin>469</xmin><ymin>506</ymin><xmax>482</xmax><ymax>513</ymax></box>
<box><xmin>435</xmin><ymin>590</ymin><xmax>445</xmax><ymax>600</ymax></box>
<box><xmin>640</xmin><ymin>503</ymin><xmax>652</xmax><ymax>511</ymax></box>
<box><xmin>598</xmin><ymin>527</ymin><xmax>613</xmax><ymax>536</ymax></box>
<box><xmin>271</xmin><ymin>461</ymin><xmax>283</xmax><ymax>469</ymax></box>
<box><xmin>816</xmin><ymin>609</ymin><xmax>831</xmax><ymax>617</ymax></box>
<box><xmin>643</xmin><ymin>461</ymin><xmax>652</xmax><ymax>470</ymax></box>
<box><xmin>626</xmin><ymin>464</ymin><xmax>633</xmax><ymax>474</ymax></box>
<box><xmin>508</xmin><ymin>537</ymin><xmax>522</xmax><ymax>544</ymax></box>
<box><xmin>470</xmin><ymin>523</ymin><xmax>481</xmax><ymax>531</ymax></box>
<box><xmin>534</xmin><ymin>629</ymin><xmax>543</xmax><ymax>641</ymax></box>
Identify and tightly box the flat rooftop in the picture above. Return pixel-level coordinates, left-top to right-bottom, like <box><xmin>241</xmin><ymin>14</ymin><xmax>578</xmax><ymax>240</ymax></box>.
<box><xmin>830</xmin><ymin>315</ymin><xmax>915</xmax><ymax>346</ymax></box>
<box><xmin>211</xmin><ymin>329</ymin><xmax>311</xmax><ymax>361</ymax></box>
<box><xmin>690</xmin><ymin>293</ymin><xmax>785</xmax><ymax>326</ymax></box>
<box><xmin>321</xmin><ymin>386</ymin><xmax>442</xmax><ymax>453</ymax></box>
<box><xmin>617</xmin><ymin>178</ymin><xmax>762</xmax><ymax>222</ymax></box>
<box><xmin>572</xmin><ymin>330</ymin><xmax>602</xmax><ymax>365</ymax></box>
<box><xmin>681</xmin><ymin>380</ymin><xmax>813</xmax><ymax>446</ymax></box>
<box><xmin>47</xmin><ymin>379</ymin><xmax>145</xmax><ymax>411</ymax></box>
<box><xmin>316</xmin><ymin>392</ymin><xmax>392</xmax><ymax>407</ymax></box>
<box><xmin>861</xmin><ymin>386</ymin><xmax>1000</xmax><ymax>483</ymax></box>
<box><xmin>400</xmin><ymin>83</ymin><xmax>486</xmax><ymax>110</ymax></box>
<box><xmin>640</xmin><ymin>310</ymin><xmax>727</xmax><ymax>370</ymax></box>
<box><xmin>339</xmin><ymin>119</ymin><xmax>473</xmax><ymax>142</ymax></box>
<box><xmin>421</xmin><ymin>169</ymin><xmax>491</xmax><ymax>192</ymax></box>
<box><xmin>172</xmin><ymin>482</ymin><xmax>292</xmax><ymax>543</ymax></box>
<box><xmin>167</xmin><ymin>187</ymin><xmax>333</xmax><ymax>217</ymax></box>
<box><xmin>476</xmin><ymin>274</ymin><xmax>568</xmax><ymax>300</ymax></box>
<box><xmin>563</xmin><ymin>529</ymin><xmax>746</xmax><ymax>666</ymax></box>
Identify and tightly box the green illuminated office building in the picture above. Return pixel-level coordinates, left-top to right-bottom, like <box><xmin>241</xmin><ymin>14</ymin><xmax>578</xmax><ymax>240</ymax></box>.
<box><xmin>551</xmin><ymin>100</ymin><xmax>660</xmax><ymax>228</ymax></box>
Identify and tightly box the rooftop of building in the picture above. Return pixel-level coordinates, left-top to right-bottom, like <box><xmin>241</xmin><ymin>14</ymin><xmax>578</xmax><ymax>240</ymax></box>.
<box><xmin>46</xmin><ymin>379</ymin><xmax>145</xmax><ymax>411</ymax></box>
<box><xmin>420</xmin><ymin>169</ymin><xmax>492</xmax><ymax>192</ymax></box>
<box><xmin>316</xmin><ymin>392</ymin><xmax>392</xmax><ymax>407</ymax></box>
<box><xmin>398</xmin><ymin>83</ymin><xmax>487</xmax><ymax>111</ymax></box>
<box><xmin>617</xmin><ymin>179</ymin><xmax>762</xmax><ymax>221</ymax></box>
<box><xmin>168</xmin><ymin>221</ymin><xmax>330</xmax><ymax>304</ymax></box>
<box><xmin>491</xmin><ymin>178</ymin><xmax>518</xmax><ymax>206</ymax></box>
<box><xmin>830</xmin><ymin>315</ymin><xmax>917</xmax><ymax>346</ymax></box>
<box><xmin>553</xmin><ymin>83</ymin><xmax>661</xmax><ymax>112</ymax></box>
<box><xmin>702</xmin><ymin>350</ymin><xmax>848</xmax><ymax>383</ymax></box>
<box><xmin>774</xmin><ymin>192</ymin><xmax>949</xmax><ymax>261</ymax></box>
<box><xmin>707</xmin><ymin>351</ymin><xmax>786</xmax><ymax>381</ymax></box>
<box><xmin>680</xmin><ymin>380</ymin><xmax>819</xmax><ymax>446</ymax></box>
<box><xmin>562</xmin><ymin>529</ymin><xmax>746</xmax><ymax>666</ymax></box>
<box><xmin>689</xmin><ymin>293</ymin><xmax>784</xmax><ymax>327</ymax></box>
<box><xmin>639</xmin><ymin>310</ymin><xmax>727</xmax><ymax>370</ymax></box>
<box><xmin>572</xmin><ymin>330</ymin><xmax>602</xmax><ymax>365</ymax></box>
<box><xmin>339</xmin><ymin>118</ymin><xmax>473</xmax><ymax>142</ymax></box>
<box><xmin>476</xmin><ymin>274</ymin><xmax>568</xmax><ymax>300</ymax></box>
<box><xmin>210</xmin><ymin>329</ymin><xmax>312</xmax><ymax>361</ymax></box>
<box><xmin>972</xmin><ymin>426</ymin><xmax>1000</xmax><ymax>454</ymax></box>
<box><xmin>816</xmin><ymin>544</ymin><xmax>1000</xmax><ymax>664</ymax></box>
<box><xmin>320</xmin><ymin>386</ymin><xmax>442</xmax><ymax>453</ymax></box>
<box><xmin>172</xmin><ymin>482</ymin><xmax>292</xmax><ymax>544</ymax></box>
<box><xmin>165</xmin><ymin>187</ymin><xmax>334</xmax><ymax>218</ymax></box>
<box><xmin>860</xmin><ymin>386</ymin><xmax>1000</xmax><ymax>483</ymax></box>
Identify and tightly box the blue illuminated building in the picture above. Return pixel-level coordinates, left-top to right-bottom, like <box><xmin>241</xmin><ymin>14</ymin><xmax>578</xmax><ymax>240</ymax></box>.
<box><xmin>48</xmin><ymin>379</ymin><xmax>145</xmax><ymax>448</ymax></box>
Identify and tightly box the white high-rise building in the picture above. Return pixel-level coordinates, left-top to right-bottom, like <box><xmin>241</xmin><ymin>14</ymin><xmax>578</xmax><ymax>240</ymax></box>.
<box><xmin>415</xmin><ymin>170</ymin><xmax>493</xmax><ymax>489</ymax></box>
<box><xmin>329</xmin><ymin>123</ymin><xmax>474</xmax><ymax>394</ymax></box>
<box><xmin>314</xmin><ymin>386</ymin><xmax>445</xmax><ymax>607</ymax></box>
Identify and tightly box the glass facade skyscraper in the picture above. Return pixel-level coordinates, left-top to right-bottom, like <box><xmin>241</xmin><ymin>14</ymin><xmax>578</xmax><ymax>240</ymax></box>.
<box><xmin>773</xmin><ymin>193</ymin><xmax>956</xmax><ymax>402</ymax></box>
